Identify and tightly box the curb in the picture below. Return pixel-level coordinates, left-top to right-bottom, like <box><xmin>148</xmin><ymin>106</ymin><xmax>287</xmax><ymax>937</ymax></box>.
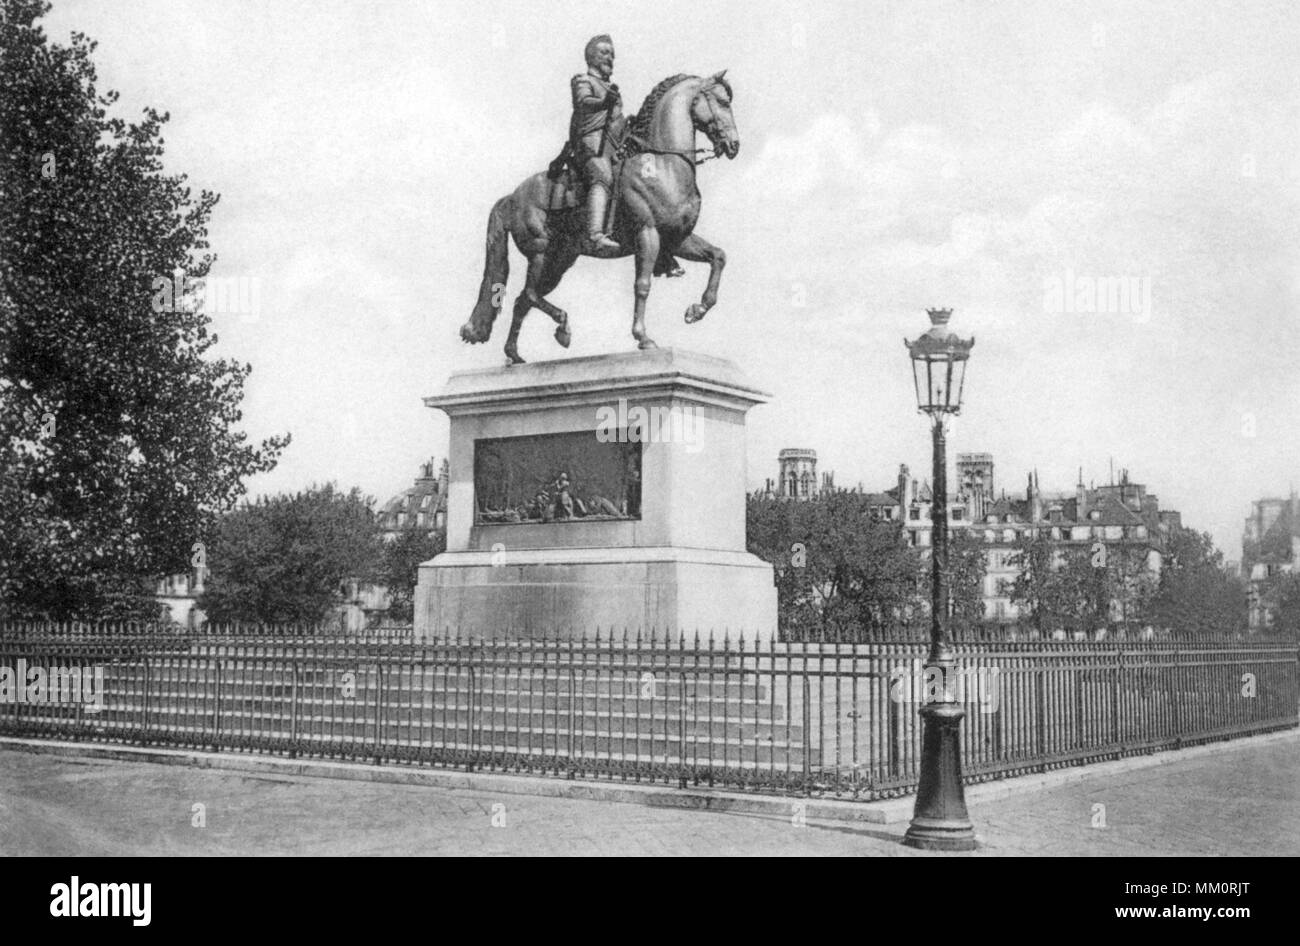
<box><xmin>3</xmin><ymin>727</ymin><xmax>1295</xmax><ymax>826</ymax></box>
<box><xmin>0</xmin><ymin>736</ymin><xmax>894</xmax><ymax>824</ymax></box>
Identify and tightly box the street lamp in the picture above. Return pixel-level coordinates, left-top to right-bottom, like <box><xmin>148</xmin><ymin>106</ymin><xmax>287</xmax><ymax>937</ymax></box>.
<box><xmin>903</xmin><ymin>307</ymin><xmax>978</xmax><ymax>851</ymax></box>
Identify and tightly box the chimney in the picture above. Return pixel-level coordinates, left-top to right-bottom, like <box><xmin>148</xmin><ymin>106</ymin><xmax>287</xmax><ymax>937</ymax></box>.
<box><xmin>1076</xmin><ymin>468</ymin><xmax>1087</xmax><ymax>520</ymax></box>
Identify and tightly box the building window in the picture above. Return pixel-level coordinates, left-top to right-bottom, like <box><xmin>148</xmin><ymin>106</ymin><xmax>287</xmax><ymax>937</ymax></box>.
<box><xmin>951</xmin><ymin>508</ymin><xmax>964</xmax><ymax>521</ymax></box>
<box><xmin>910</xmin><ymin>507</ymin><xmax>920</xmax><ymax>520</ymax></box>
<box><xmin>420</xmin><ymin>495</ymin><xmax>432</xmax><ymax>509</ymax></box>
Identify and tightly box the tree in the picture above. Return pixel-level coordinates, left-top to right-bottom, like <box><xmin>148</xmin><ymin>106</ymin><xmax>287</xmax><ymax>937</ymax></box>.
<box><xmin>747</xmin><ymin>491</ymin><xmax>926</xmax><ymax>640</ymax></box>
<box><xmin>1007</xmin><ymin>532</ymin><xmax>1056</xmax><ymax>635</ymax></box>
<box><xmin>198</xmin><ymin>485</ymin><xmax>380</xmax><ymax>626</ymax></box>
<box><xmin>947</xmin><ymin>529</ymin><xmax>989</xmax><ymax>634</ymax></box>
<box><xmin>1150</xmin><ymin>528</ymin><xmax>1248</xmax><ymax>636</ymax></box>
<box><xmin>1258</xmin><ymin>571</ymin><xmax>1300</xmax><ymax>637</ymax></box>
<box><xmin>375</xmin><ymin>528</ymin><xmax>445</xmax><ymax>623</ymax></box>
<box><xmin>0</xmin><ymin>1</ymin><xmax>286</xmax><ymax>619</ymax></box>
<box><xmin>1009</xmin><ymin>532</ymin><xmax>1161</xmax><ymax>637</ymax></box>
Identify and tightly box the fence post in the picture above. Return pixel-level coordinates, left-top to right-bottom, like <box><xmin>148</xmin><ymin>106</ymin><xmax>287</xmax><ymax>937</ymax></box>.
<box><xmin>678</xmin><ymin>670</ymin><xmax>688</xmax><ymax>789</ymax></box>
<box><xmin>802</xmin><ymin>672</ymin><xmax>812</xmax><ymax>791</ymax></box>
<box><xmin>373</xmin><ymin>663</ymin><xmax>384</xmax><ymax>766</ymax></box>
<box><xmin>1035</xmin><ymin>663</ymin><xmax>1046</xmax><ymax>768</ymax></box>
<box><xmin>1111</xmin><ymin>647</ymin><xmax>1122</xmax><ymax>752</ymax></box>
<box><xmin>566</xmin><ymin>660</ymin><xmax>577</xmax><ymax>779</ymax></box>
<box><xmin>464</xmin><ymin>663</ymin><xmax>476</xmax><ymax>772</ymax></box>
<box><xmin>289</xmin><ymin>660</ymin><xmax>299</xmax><ymax>758</ymax></box>
<box><xmin>141</xmin><ymin>655</ymin><xmax>151</xmax><ymax>746</ymax></box>
<box><xmin>1171</xmin><ymin>645</ymin><xmax>1181</xmax><ymax>740</ymax></box>
<box><xmin>213</xmin><ymin>659</ymin><xmax>223</xmax><ymax>753</ymax></box>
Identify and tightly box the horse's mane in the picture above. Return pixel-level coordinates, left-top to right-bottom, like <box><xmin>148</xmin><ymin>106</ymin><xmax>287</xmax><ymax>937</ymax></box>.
<box><xmin>627</xmin><ymin>74</ymin><xmax>695</xmax><ymax>140</ymax></box>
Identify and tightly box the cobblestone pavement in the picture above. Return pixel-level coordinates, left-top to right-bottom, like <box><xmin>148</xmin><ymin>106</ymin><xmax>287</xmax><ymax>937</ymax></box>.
<box><xmin>1</xmin><ymin>734</ymin><xmax>1295</xmax><ymax>856</ymax></box>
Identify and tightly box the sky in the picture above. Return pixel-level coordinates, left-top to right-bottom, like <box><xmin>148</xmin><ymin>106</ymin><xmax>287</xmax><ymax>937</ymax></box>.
<box><xmin>41</xmin><ymin>0</ymin><xmax>1300</xmax><ymax>558</ymax></box>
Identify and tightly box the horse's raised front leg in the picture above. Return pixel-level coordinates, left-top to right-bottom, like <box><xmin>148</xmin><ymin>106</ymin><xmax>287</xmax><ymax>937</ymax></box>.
<box><xmin>505</xmin><ymin>251</ymin><xmax>570</xmax><ymax>365</ymax></box>
<box><xmin>674</xmin><ymin>232</ymin><xmax>726</xmax><ymax>324</ymax></box>
<box><xmin>632</xmin><ymin>226</ymin><xmax>660</xmax><ymax>349</ymax></box>
<box><xmin>537</xmin><ymin>241</ymin><xmax>579</xmax><ymax>350</ymax></box>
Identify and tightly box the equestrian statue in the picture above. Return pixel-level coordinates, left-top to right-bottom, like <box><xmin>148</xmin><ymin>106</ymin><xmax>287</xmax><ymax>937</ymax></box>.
<box><xmin>459</xmin><ymin>34</ymin><xmax>740</xmax><ymax>364</ymax></box>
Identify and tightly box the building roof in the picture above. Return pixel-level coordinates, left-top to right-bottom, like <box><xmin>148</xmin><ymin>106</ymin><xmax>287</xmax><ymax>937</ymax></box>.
<box><xmin>982</xmin><ymin>496</ymin><xmax>1030</xmax><ymax>522</ymax></box>
<box><xmin>1252</xmin><ymin>499</ymin><xmax>1300</xmax><ymax>564</ymax></box>
<box><xmin>1082</xmin><ymin>492</ymin><xmax>1147</xmax><ymax>527</ymax></box>
<box><xmin>377</xmin><ymin>458</ymin><xmax>448</xmax><ymax>533</ymax></box>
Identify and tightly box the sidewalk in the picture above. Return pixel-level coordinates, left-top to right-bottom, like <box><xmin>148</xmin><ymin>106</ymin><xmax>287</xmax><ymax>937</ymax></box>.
<box><xmin>1</xmin><ymin>732</ymin><xmax>1295</xmax><ymax>855</ymax></box>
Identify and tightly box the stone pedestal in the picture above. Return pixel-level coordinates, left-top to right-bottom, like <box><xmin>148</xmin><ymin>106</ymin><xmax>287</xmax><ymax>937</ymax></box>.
<box><xmin>413</xmin><ymin>348</ymin><xmax>777</xmax><ymax>640</ymax></box>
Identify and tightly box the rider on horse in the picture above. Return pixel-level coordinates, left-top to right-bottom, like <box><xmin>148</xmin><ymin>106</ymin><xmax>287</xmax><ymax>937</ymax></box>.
<box><xmin>570</xmin><ymin>34</ymin><xmax>624</xmax><ymax>255</ymax></box>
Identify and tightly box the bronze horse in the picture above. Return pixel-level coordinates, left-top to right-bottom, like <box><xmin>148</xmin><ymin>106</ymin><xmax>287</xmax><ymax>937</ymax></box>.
<box><xmin>459</xmin><ymin>72</ymin><xmax>740</xmax><ymax>364</ymax></box>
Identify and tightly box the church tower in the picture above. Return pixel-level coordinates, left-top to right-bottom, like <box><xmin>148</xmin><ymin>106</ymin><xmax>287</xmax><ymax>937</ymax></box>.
<box><xmin>778</xmin><ymin>448</ymin><xmax>818</xmax><ymax>500</ymax></box>
<box><xmin>957</xmin><ymin>452</ymin><xmax>994</xmax><ymax>521</ymax></box>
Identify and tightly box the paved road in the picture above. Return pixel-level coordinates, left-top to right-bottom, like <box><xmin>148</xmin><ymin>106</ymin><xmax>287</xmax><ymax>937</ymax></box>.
<box><xmin>1</xmin><ymin>735</ymin><xmax>1296</xmax><ymax>855</ymax></box>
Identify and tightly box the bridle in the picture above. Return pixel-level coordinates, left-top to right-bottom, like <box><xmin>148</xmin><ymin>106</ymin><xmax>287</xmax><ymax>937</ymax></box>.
<box><xmin>617</xmin><ymin>81</ymin><xmax>730</xmax><ymax>166</ymax></box>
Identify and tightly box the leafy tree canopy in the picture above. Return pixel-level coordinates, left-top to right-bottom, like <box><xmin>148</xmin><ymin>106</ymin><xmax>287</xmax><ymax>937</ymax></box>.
<box><xmin>198</xmin><ymin>484</ymin><xmax>380</xmax><ymax>626</ymax></box>
<box><xmin>1150</xmin><ymin>527</ymin><xmax>1248</xmax><ymax>636</ymax></box>
<box><xmin>375</xmin><ymin>527</ymin><xmax>445</xmax><ymax>623</ymax></box>
<box><xmin>748</xmin><ymin>491</ymin><xmax>986</xmax><ymax>640</ymax></box>
<box><xmin>1</xmin><ymin>0</ymin><xmax>287</xmax><ymax>619</ymax></box>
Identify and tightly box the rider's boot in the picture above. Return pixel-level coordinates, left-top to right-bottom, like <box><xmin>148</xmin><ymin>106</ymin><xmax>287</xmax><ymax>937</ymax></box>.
<box><xmin>584</xmin><ymin>186</ymin><xmax>621</xmax><ymax>255</ymax></box>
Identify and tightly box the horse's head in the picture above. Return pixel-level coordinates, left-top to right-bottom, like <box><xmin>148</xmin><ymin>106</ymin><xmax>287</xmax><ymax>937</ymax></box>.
<box><xmin>692</xmin><ymin>71</ymin><xmax>739</xmax><ymax>159</ymax></box>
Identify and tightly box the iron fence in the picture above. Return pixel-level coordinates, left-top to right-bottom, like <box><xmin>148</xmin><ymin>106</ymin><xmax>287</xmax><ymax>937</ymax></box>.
<box><xmin>0</xmin><ymin>626</ymin><xmax>1295</xmax><ymax>800</ymax></box>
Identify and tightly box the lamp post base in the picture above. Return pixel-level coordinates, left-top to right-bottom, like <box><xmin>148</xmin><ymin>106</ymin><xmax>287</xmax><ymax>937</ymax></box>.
<box><xmin>903</xmin><ymin>701</ymin><xmax>979</xmax><ymax>852</ymax></box>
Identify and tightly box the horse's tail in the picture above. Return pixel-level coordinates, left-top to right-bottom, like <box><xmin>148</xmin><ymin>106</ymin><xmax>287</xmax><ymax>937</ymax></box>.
<box><xmin>461</xmin><ymin>195</ymin><xmax>511</xmax><ymax>343</ymax></box>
